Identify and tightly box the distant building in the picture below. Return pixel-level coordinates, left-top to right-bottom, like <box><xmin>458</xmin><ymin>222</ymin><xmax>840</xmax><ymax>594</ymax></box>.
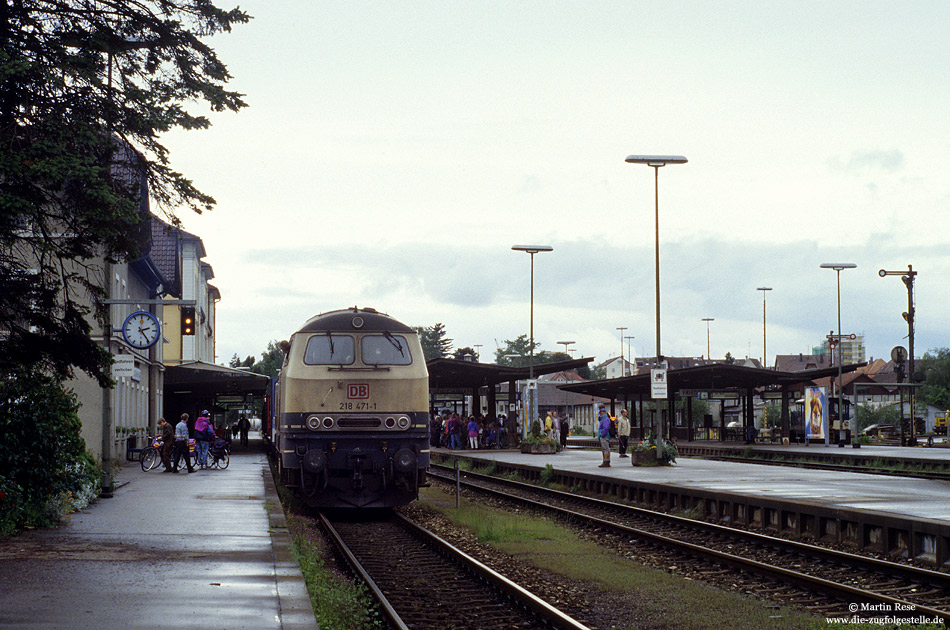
<box><xmin>816</xmin><ymin>333</ymin><xmax>866</xmax><ymax>365</ymax></box>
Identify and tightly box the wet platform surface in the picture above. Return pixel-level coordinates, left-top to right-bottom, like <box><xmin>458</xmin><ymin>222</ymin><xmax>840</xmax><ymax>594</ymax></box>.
<box><xmin>0</xmin><ymin>435</ymin><xmax>317</xmax><ymax>630</ymax></box>
<box><xmin>442</xmin><ymin>442</ymin><xmax>950</xmax><ymax>524</ymax></box>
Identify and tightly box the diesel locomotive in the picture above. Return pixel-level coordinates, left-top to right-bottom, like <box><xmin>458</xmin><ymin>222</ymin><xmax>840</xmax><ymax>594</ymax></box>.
<box><xmin>274</xmin><ymin>307</ymin><xmax>430</xmax><ymax>508</ymax></box>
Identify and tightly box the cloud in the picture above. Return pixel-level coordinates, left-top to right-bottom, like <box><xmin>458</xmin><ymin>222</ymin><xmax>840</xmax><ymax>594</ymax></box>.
<box><xmin>828</xmin><ymin>149</ymin><xmax>904</xmax><ymax>173</ymax></box>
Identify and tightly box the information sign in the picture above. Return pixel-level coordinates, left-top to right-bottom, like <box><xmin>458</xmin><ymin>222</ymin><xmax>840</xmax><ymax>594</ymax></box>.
<box><xmin>651</xmin><ymin>368</ymin><xmax>668</xmax><ymax>399</ymax></box>
<box><xmin>112</xmin><ymin>355</ymin><xmax>135</xmax><ymax>378</ymax></box>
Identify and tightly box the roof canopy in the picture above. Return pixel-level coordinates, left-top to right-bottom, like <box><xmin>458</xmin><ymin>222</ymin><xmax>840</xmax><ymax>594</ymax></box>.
<box><xmin>165</xmin><ymin>361</ymin><xmax>270</xmax><ymax>399</ymax></box>
<box><xmin>428</xmin><ymin>357</ymin><xmax>594</xmax><ymax>390</ymax></box>
<box><xmin>557</xmin><ymin>362</ymin><xmax>866</xmax><ymax>399</ymax></box>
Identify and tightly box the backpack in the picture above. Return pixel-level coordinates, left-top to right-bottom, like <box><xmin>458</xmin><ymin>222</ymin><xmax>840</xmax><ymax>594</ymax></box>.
<box><xmin>609</xmin><ymin>419</ymin><xmax>617</xmax><ymax>438</ymax></box>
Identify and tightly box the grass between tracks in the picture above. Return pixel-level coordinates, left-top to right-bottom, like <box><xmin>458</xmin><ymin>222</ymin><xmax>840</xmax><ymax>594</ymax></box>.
<box><xmin>418</xmin><ymin>486</ymin><xmax>941</xmax><ymax>630</ymax></box>
<box><xmin>270</xmin><ymin>460</ymin><xmax>384</xmax><ymax>630</ymax></box>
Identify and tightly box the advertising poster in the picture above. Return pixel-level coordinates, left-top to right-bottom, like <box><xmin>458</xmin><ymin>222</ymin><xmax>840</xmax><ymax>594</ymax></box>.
<box><xmin>805</xmin><ymin>386</ymin><xmax>827</xmax><ymax>440</ymax></box>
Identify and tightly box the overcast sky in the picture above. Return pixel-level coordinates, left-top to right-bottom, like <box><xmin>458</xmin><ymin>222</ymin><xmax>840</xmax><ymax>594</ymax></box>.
<box><xmin>162</xmin><ymin>1</ymin><xmax>949</xmax><ymax>368</ymax></box>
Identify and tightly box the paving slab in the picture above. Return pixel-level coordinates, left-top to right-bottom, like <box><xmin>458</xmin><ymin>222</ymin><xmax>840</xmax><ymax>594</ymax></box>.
<box><xmin>0</xmin><ymin>435</ymin><xmax>318</xmax><ymax>630</ymax></box>
<box><xmin>444</xmin><ymin>445</ymin><xmax>950</xmax><ymax>523</ymax></box>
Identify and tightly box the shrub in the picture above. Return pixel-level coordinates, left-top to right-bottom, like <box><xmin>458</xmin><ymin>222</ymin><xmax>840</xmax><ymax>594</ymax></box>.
<box><xmin>0</xmin><ymin>371</ymin><xmax>102</xmax><ymax>534</ymax></box>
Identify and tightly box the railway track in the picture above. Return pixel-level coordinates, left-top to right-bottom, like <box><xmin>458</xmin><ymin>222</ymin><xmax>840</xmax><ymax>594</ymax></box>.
<box><xmin>430</xmin><ymin>463</ymin><xmax>950</xmax><ymax>623</ymax></box>
<box><xmin>318</xmin><ymin>510</ymin><xmax>592</xmax><ymax>630</ymax></box>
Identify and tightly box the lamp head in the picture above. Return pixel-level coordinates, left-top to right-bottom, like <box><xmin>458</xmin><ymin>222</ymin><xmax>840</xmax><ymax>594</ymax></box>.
<box><xmin>512</xmin><ymin>244</ymin><xmax>553</xmax><ymax>254</ymax></box>
<box><xmin>625</xmin><ymin>154</ymin><xmax>687</xmax><ymax>167</ymax></box>
<box><xmin>820</xmin><ymin>263</ymin><xmax>857</xmax><ymax>271</ymax></box>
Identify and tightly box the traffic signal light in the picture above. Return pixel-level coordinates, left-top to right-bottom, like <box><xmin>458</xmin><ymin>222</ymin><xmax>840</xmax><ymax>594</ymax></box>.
<box><xmin>181</xmin><ymin>307</ymin><xmax>195</xmax><ymax>335</ymax></box>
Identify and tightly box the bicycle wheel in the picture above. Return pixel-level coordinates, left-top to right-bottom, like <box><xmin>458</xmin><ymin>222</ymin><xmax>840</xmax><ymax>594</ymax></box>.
<box><xmin>141</xmin><ymin>447</ymin><xmax>160</xmax><ymax>472</ymax></box>
<box><xmin>217</xmin><ymin>452</ymin><xmax>229</xmax><ymax>469</ymax></box>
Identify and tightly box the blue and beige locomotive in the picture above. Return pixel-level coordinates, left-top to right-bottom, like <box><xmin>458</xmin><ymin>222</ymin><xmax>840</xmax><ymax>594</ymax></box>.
<box><xmin>275</xmin><ymin>307</ymin><xmax>430</xmax><ymax>508</ymax></box>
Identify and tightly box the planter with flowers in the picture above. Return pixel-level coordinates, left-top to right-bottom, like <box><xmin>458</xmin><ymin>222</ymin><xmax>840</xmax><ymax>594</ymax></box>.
<box><xmin>631</xmin><ymin>431</ymin><xmax>677</xmax><ymax>466</ymax></box>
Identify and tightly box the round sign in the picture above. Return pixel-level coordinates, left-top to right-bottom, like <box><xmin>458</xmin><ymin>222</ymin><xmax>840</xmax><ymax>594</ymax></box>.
<box><xmin>891</xmin><ymin>346</ymin><xmax>908</xmax><ymax>363</ymax></box>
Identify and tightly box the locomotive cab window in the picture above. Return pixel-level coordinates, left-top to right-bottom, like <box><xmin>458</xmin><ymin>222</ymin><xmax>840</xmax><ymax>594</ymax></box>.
<box><xmin>361</xmin><ymin>333</ymin><xmax>412</xmax><ymax>365</ymax></box>
<box><xmin>303</xmin><ymin>334</ymin><xmax>355</xmax><ymax>365</ymax></box>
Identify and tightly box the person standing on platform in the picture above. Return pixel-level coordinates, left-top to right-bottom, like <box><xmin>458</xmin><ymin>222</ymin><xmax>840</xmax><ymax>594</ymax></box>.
<box><xmin>618</xmin><ymin>409</ymin><xmax>631</xmax><ymax>458</ymax></box>
<box><xmin>194</xmin><ymin>410</ymin><xmax>215</xmax><ymax>468</ymax></box>
<box><xmin>551</xmin><ymin>411</ymin><xmax>560</xmax><ymax>444</ymax></box>
<box><xmin>597</xmin><ymin>404</ymin><xmax>612</xmax><ymax>468</ymax></box>
<box><xmin>560</xmin><ymin>414</ymin><xmax>569</xmax><ymax>449</ymax></box>
<box><xmin>172</xmin><ymin>413</ymin><xmax>195</xmax><ymax>473</ymax></box>
<box><xmin>159</xmin><ymin>417</ymin><xmax>175</xmax><ymax>472</ymax></box>
<box><xmin>544</xmin><ymin>411</ymin><xmax>553</xmax><ymax>438</ymax></box>
<box><xmin>467</xmin><ymin>416</ymin><xmax>479</xmax><ymax>450</ymax></box>
<box><xmin>237</xmin><ymin>415</ymin><xmax>250</xmax><ymax>447</ymax></box>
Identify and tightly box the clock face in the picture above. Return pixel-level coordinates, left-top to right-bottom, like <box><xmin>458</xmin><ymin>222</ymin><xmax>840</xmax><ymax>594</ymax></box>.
<box><xmin>122</xmin><ymin>311</ymin><xmax>161</xmax><ymax>349</ymax></box>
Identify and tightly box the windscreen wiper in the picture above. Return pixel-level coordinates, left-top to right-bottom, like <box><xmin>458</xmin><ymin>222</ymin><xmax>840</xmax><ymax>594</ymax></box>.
<box><xmin>383</xmin><ymin>330</ymin><xmax>405</xmax><ymax>356</ymax></box>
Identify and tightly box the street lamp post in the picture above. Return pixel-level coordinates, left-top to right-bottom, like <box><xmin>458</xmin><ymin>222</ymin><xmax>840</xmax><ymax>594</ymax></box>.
<box><xmin>820</xmin><ymin>263</ymin><xmax>856</xmax><ymax>447</ymax></box>
<box><xmin>701</xmin><ymin>318</ymin><xmax>714</xmax><ymax>360</ymax></box>
<box><xmin>616</xmin><ymin>326</ymin><xmax>627</xmax><ymax>377</ymax></box>
<box><xmin>557</xmin><ymin>340</ymin><xmax>575</xmax><ymax>357</ymax></box>
<box><xmin>624</xmin><ymin>155</ymin><xmax>687</xmax><ymax>364</ymax></box>
<box><xmin>512</xmin><ymin>245</ymin><xmax>552</xmax><ymax>437</ymax></box>
<box><xmin>757</xmin><ymin>287</ymin><xmax>772</xmax><ymax>368</ymax></box>
<box><xmin>511</xmin><ymin>245</ymin><xmax>553</xmax><ymax>380</ymax></box>
<box><xmin>626</xmin><ymin>154</ymin><xmax>687</xmax><ymax>458</ymax></box>
<box><xmin>624</xmin><ymin>336</ymin><xmax>635</xmax><ymax>375</ymax></box>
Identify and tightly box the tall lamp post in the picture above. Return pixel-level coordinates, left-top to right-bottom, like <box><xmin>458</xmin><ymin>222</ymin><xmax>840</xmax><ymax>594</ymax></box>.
<box><xmin>701</xmin><ymin>317</ymin><xmax>714</xmax><ymax>360</ymax></box>
<box><xmin>616</xmin><ymin>326</ymin><xmax>627</xmax><ymax>377</ymax></box>
<box><xmin>511</xmin><ymin>245</ymin><xmax>553</xmax><ymax>379</ymax></box>
<box><xmin>557</xmin><ymin>340</ymin><xmax>575</xmax><ymax>357</ymax></box>
<box><xmin>757</xmin><ymin>287</ymin><xmax>772</xmax><ymax>368</ymax></box>
<box><xmin>626</xmin><ymin>153</ymin><xmax>687</xmax><ymax>457</ymax></box>
<box><xmin>624</xmin><ymin>155</ymin><xmax>688</xmax><ymax>363</ymax></box>
<box><xmin>624</xmin><ymin>336</ymin><xmax>635</xmax><ymax>375</ymax></box>
<box><xmin>820</xmin><ymin>263</ymin><xmax>856</xmax><ymax>447</ymax></box>
<box><xmin>512</xmin><ymin>245</ymin><xmax>553</xmax><ymax>436</ymax></box>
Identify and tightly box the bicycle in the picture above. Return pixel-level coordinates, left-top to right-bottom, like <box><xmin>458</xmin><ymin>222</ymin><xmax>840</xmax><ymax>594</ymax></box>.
<box><xmin>140</xmin><ymin>436</ymin><xmax>163</xmax><ymax>472</ymax></box>
<box><xmin>205</xmin><ymin>438</ymin><xmax>231</xmax><ymax>470</ymax></box>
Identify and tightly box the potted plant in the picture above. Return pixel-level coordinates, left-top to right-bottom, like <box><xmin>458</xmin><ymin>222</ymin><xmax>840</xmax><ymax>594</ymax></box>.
<box><xmin>631</xmin><ymin>431</ymin><xmax>677</xmax><ymax>466</ymax></box>
<box><xmin>519</xmin><ymin>418</ymin><xmax>561</xmax><ymax>454</ymax></box>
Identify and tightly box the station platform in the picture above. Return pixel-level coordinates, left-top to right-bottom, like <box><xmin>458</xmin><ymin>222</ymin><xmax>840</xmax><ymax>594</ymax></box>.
<box><xmin>0</xmin><ymin>435</ymin><xmax>317</xmax><ymax>630</ymax></box>
<box><xmin>434</xmin><ymin>444</ymin><xmax>950</xmax><ymax>566</ymax></box>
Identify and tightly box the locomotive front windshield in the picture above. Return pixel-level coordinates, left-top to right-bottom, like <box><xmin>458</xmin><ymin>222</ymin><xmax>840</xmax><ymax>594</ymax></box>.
<box><xmin>301</xmin><ymin>332</ymin><xmax>413</xmax><ymax>366</ymax></box>
<box><xmin>303</xmin><ymin>334</ymin><xmax>355</xmax><ymax>365</ymax></box>
<box><xmin>361</xmin><ymin>333</ymin><xmax>412</xmax><ymax>365</ymax></box>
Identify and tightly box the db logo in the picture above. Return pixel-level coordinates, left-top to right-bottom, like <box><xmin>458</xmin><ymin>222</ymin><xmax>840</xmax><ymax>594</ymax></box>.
<box><xmin>347</xmin><ymin>384</ymin><xmax>369</xmax><ymax>399</ymax></box>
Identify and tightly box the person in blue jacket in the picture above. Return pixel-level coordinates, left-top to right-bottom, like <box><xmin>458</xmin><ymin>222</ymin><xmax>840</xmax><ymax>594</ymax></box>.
<box><xmin>597</xmin><ymin>404</ymin><xmax>612</xmax><ymax>468</ymax></box>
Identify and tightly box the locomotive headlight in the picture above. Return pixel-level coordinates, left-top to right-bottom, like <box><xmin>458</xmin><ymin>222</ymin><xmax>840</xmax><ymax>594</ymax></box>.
<box><xmin>306</xmin><ymin>415</ymin><xmax>321</xmax><ymax>431</ymax></box>
<box><xmin>384</xmin><ymin>417</ymin><xmax>396</xmax><ymax>429</ymax></box>
<box><xmin>397</xmin><ymin>416</ymin><xmax>410</xmax><ymax>430</ymax></box>
<box><xmin>393</xmin><ymin>448</ymin><xmax>416</xmax><ymax>473</ymax></box>
<box><xmin>322</xmin><ymin>417</ymin><xmax>334</xmax><ymax>429</ymax></box>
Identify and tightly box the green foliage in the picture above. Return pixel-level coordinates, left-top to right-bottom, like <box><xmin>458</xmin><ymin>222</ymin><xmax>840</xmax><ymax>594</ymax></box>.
<box><xmin>855</xmin><ymin>402</ymin><xmax>900</xmax><ymax>431</ymax></box>
<box><xmin>919</xmin><ymin>347</ymin><xmax>950</xmax><ymax>411</ymax></box>
<box><xmin>0</xmin><ymin>372</ymin><xmax>102</xmax><ymax>534</ymax></box>
<box><xmin>251</xmin><ymin>340</ymin><xmax>285</xmax><ymax>379</ymax></box>
<box><xmin>286</xmin><ymin>513</ymin><xmax>382</xmax><ymax>630</ymax></box>
<box><xmin>632</xmin><ymin>430</ymin><xmax>677</xmax><ymax>465</ymax></box>
<box><xmin>530</xmin><ymin>419</ymin><xmax>542</xmax><ymax>438</ymax></box>
<box><xmin>414</xmin><ymin>323</ymin><xmax>453</xmax><ymax>360</ymax></box>
<box><xmin>1</xmin><ymin>2</ymin><xmax>248</xmax><ymax>384</ymax></box>
<box><xmin>539</xmin><ymin>463</ymin><xmax>556</xmax><ymax>485</ymax></box>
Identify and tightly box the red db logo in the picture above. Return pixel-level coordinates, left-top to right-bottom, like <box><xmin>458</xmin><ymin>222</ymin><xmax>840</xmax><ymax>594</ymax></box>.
<box><xmin>347</xmin><ymin>384</ymin><xmax>369</xmax><ymax>399</ymax></box>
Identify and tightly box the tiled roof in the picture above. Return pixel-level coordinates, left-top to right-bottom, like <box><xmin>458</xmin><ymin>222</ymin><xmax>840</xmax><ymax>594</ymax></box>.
<box><xmin>149</xmin><ymin>216</ymin><xmax>182</xmax><ymax>298</ymax></box>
